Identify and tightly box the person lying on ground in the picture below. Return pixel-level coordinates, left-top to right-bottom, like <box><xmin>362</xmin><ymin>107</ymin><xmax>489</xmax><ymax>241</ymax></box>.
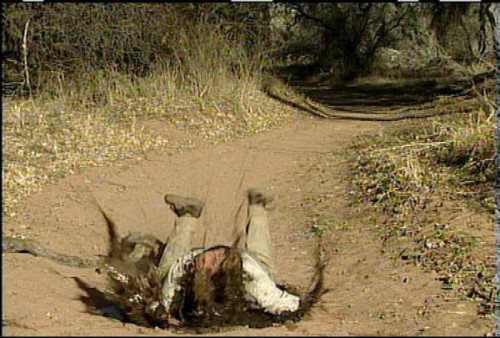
<box><xmin>106</xmin><ymin>187</ymin><xmax>301</xmax><ymax>327</ymax></box>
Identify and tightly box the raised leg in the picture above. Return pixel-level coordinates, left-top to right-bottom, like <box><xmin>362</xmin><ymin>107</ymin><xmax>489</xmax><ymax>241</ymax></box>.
<box><xmin>244</xmin><ymin>187</ymin><xmax>277</xmax><ymax>280</ymax></box>
<box><xmin>157</xmin><ymin>194</ymin><xmax>205</xmax><ymax>276</ymax></box>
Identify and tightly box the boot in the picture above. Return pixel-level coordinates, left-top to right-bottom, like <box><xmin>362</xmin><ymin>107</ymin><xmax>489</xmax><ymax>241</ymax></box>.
<box><xmin>164</xmin><ymin>194</ymin><xmax>205</xmax><ymax>218</ymax></box>
<box><xmin>247</xmin><ymin>187</ymin><xmax>274</xmax><ymax>207</ymax></box>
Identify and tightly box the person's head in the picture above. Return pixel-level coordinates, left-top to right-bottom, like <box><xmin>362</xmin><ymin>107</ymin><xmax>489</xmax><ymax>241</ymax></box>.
<box><xmin>191</xmin><ymin>246</ymin><xmax>244</xmax><ymax>313</ymax></box>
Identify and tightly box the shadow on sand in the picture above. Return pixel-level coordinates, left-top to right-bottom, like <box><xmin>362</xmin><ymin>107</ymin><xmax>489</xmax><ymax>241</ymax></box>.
<box><xmin>266</xmin><ymin>64</ymin><xmax>492</xmax><ymax>120</ymax></box>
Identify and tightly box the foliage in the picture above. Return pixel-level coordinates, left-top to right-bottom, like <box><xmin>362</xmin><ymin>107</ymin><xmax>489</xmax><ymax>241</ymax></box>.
<box><xmin>2</xmin><ymin>3</ymin><xmax>274</xmax><ymax>95</ymax></box>
<box><xmin>3</xmin><ymin>3</ymin><xmax>496</xmax><ymax>92</ymax></box>
<box><xmin>280</xmin><ymin>3</ymin><xmax>496</xmax><ymax>80</ymax></box>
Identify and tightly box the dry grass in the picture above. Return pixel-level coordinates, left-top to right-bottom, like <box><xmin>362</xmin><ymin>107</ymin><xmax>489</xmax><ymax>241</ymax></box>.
<box><xmin>2</xmin><ymin>11</ymin><xmax>310</xmax><ymax>221</ymax></box>
<box><xmin>347</xmin><ymin>90</ymin><xmax>496</xmax><ymax>316</ymax></box>
<box><xmin>2</xmin><ymin>96</ymin><xmax>166</xmax><ymax>218</ymax></box>
<box><xmin>2</xmin><ymin>42</ymin><xmax>303</xmax><ymax>221</ymax></box>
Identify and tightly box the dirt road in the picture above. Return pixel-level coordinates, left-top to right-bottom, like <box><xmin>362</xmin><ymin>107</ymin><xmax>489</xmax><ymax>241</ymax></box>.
<box><xmin>2</xmin><ymin>114</ymin><xmax>492</xmax><ymax>335</ymax></box>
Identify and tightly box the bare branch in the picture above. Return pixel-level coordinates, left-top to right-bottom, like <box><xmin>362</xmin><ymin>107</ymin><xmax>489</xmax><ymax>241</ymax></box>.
<box><xmin>22</xmin><ymin>18</ymin><xmax>31</xmax><ymax>97</ymax></box>
<box><xmin>287</xmin><ymin>4</ymin><xmax>338</xmax><ymax>33</ymax></box>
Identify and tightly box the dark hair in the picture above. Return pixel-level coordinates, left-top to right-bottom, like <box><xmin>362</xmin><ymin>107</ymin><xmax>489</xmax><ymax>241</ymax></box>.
<box><xmin>180</xmin><ymin>246</ymin><xmax>248</xmax><ymax>327</ymax></box>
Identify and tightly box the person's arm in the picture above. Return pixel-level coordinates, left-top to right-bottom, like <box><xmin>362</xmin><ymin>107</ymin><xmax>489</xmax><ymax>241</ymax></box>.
<box><xmin>241</xmin><ymin>252</ymin><xmax>300</xmax><ymax>315</ymax></box>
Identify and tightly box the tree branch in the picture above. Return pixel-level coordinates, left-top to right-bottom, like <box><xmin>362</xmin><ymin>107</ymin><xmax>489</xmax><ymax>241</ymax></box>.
<box><xmin>287</xmin><ymin>4</ymin><xmax>338</xmax><ymax>33</ymax></box>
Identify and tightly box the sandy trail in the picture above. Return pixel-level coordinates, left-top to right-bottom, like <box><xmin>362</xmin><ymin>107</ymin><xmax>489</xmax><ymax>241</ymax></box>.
<box><xmin>2</xmin><ymin>116</ymin><xmax>490</xmax><ymax>335</ymax></box>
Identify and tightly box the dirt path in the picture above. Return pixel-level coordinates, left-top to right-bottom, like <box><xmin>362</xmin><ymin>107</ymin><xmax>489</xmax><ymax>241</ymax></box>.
<box><xmin>2</xmin><ymin>115</ymin><xmax>491</xmax><ymax>335</ymax></box>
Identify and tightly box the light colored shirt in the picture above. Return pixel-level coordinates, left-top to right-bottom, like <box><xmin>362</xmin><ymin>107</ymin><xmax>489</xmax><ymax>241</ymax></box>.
<box><xmin>240</xmin><ymin>251</ymin><xmax>300</xmax><ymax>314</ymax></box>
<box><xmin>160</xmin><ymin>249</ymin><xmax>300</xmax><ymax>315</ymax></box>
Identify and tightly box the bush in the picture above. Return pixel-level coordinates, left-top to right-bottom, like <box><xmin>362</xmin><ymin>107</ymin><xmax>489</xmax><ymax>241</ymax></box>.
<box><xmin>2</xmin><ymin>3</ymin><xmax>273</xmax><ymax>95</ymax></box>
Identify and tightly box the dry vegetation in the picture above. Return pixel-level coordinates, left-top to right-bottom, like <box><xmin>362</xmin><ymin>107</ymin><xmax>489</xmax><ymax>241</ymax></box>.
<box><xmin>2</xmin><ymin>5</ymin><xmax>305</xmax><ymax>220</ymax></box>
<box><xmin>2</xmin><ymin>71</ymin><xmax>301</xmax><ymax>220</ymax></box>
<box><xmin>346</xmin><ymin>84</ymin><xmax>496</xmax><ymax>317</ymax></box>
